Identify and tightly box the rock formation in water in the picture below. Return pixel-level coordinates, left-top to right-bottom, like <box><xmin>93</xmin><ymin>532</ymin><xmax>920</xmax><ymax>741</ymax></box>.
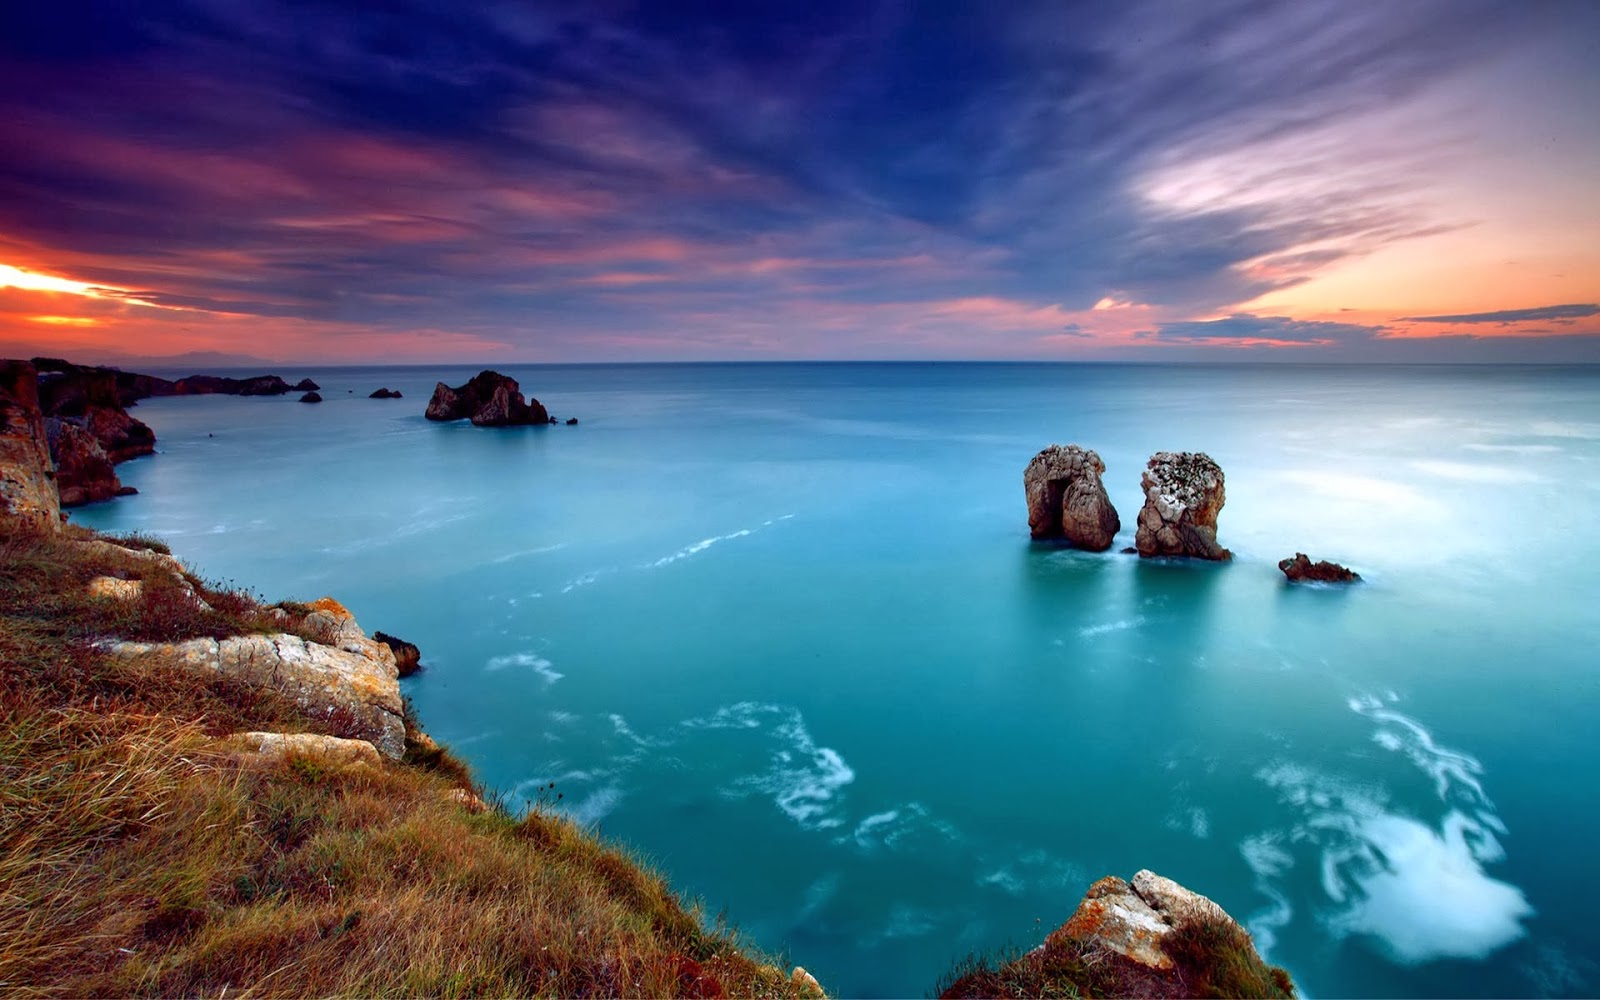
<box><xmin>565</xmin><ymin>417</ymin><xmax>579</xmax><ymax>426</ymax></box>
<box><xmin>1023</xmin><ymin>444</ymin><xmax>1121</xmax><ymax>550</ymax></box>
<box><xmin>1134</xmin><ymin>451</ymin><xmax>1231</xmax><ymax>560</ymax></box>
<box><xmin>299</xmin><ymin>391</ymin><xmax>322</xmax><ymax>404</ymax></box>
<box><xmin>169</xmin><ymin>373</ymin><xmax>294</xmax><ymax>396</ymax></box>
<box><xmin>293</xmin><ymin>378</ymin><xmax>320</xmax><ymax>391</ymax></box>
<box><xmin>373</xmin><ymin>630</ymin><xmax>422</xmax><ymax>677</ymax></box>
<box><xmin>370</xmin><ymin>387</ymin><xmax>403</xmax><ymax>399</ymax></box>
<box><xmin>104</xmin><ymin>596</ymin><xmax>405</xmax><ymax>758</ymax></box>
<box><xmin>1279</xmin><ymin>553</ymin><xmax>1359</xmax><ymax>583</ymax></box>
<box><xmin>0</xmin><ymin>360</ymin><xmax>62</xmax><ymax>530</ymax></box>
<box><xmin>425</xmin><ymin>370</ymin><xmax>549</xmax><ymax>426</ymax></box>
<box><xmin>44</xmin><ymin>419</ymin><xmax>135</xmax><ymax>505</ymax></box>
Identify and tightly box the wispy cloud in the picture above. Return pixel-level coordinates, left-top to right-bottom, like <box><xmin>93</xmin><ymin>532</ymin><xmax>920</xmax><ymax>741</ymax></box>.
<box><xmin>1401</xmin><ymin>304</ymin><xmax>1600</xmax><ymax>324</ymax></box>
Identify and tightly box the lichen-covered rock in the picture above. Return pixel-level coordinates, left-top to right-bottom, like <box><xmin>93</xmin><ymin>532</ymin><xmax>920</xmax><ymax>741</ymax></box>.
<box><xmin>1051</xmin><ymin>870</ymin><xmax>1248</xmax><ymax>972</ymax></box>
<box><xmin>1279</xmin><ymin>553</ymin><xmax>1359</xmax><ymax>583</ymax></box>
<box><xmin>225</xmin><ymin>731</ymin><xmax>381</xmax><ymax>767</ymax></box>
<box><xmin>45</xmin><ymin>418</ymin><xmax>133</xmax><ymax>506</ymax></box>
<box><xmin>87</xmin><ymin>576</ymin><xmax>143</xmax><ymax>600</ymax></box>
<box><xmin>374</xmin><ymin>630</ymin><xmax>422</xmax><ymax>677</ymax></box>
<box><xmin>1134</xmin><ymin>451</ymin><xmax>1231</xmax><ymax>560</ymax></box>
<box><xmin>103</xmin><ymin>605</ymin><xmax>405</xmax><ymax>759</ymax></box>
<box><xmin>0</xmin><ymin>360</ymin><xmax>62</xmax><ymax>531</ymax></box>
<box><xmin>1024</xmin><ymin>444</ymin><xmax>1121</xmax><ymax>550</ymax></box>
<box><xmin>425</xmin><ymin>370</ymin><xmax>549</xmax><ymax>426</ymax></box>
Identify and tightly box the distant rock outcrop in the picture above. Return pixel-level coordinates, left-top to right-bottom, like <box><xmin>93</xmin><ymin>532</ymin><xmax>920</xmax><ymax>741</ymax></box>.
<box><xmin>373</xmin><ymin>630</ymin><xmax>422</xmax><ymax>677</ymax></box>
<box><xmin>1279</xmin><ymin>553</ymin><xmax>1359</xmax><ymax>583</ymax></box>
<box><xmin>369</xmin><ymin>387</ymin><xmax>403</xmax><ymax>399</ymax></box>
<box><xmin>425</xmin><ymin>370</ymin><xmax>549</xmax><ymax>427</ymax></box>
<box><xmin>1135</xmin><ymin>451</ymin><xmax>1231</xmax><ymax>561</ymax></box>
<box><xmin>293</xmin><ymin>378</ymin><xmax>320</xmax><ymax>391</ymax></box>
<box><xmin>45</xmin><ymin>418</ymin><xmax>135</xmax><ymax>505</ymax></box>
<box><xmin>169</xmin><ymin>374</ymin><xmax>294</xmax><ymax>396</ymax></box>
<box><xmin>299</xmin><ymin>391</ymin><xmax>322</xmax><ymax>404</ymax></box>
<box><xmin>0</xmin><ymin>360</ymin><xmax>62</xmax><ymax>530</ymax></box>
<box><xmin>1024</xmin><ymin>444</ymin><xmax>1121</xmax><ymax>550</ymax></box>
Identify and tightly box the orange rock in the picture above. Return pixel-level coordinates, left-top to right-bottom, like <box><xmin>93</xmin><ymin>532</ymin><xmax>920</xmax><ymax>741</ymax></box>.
<box><xmin>308</xmin><ymin>596</ymin><xmax>351</xmax><ymax>617</ymax></box>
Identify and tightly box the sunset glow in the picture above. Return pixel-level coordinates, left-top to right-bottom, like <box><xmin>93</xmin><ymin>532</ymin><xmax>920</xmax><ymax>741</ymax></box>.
<box><xmin>1</xmin><ymin>1</ymin><xmax>1596</xmax><ymax>364</ymax></box>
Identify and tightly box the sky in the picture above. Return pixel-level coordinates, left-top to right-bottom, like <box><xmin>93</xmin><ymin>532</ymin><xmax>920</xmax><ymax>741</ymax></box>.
<box><xmin>1</xmin><ymin>0</ymin><xmax>1597</xmax><ymax>364</ymax></box>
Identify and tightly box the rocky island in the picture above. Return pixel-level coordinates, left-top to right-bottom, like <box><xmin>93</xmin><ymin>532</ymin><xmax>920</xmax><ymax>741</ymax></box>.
<box><xmin>1024</xmin><ymin>444</ymin><xmax>1121</xmax><ymax>550</ymax></box>
<box><xmin>425</xmin><ymin>369</ymin><xmax>550</xmax><ymax>426</ymax></box>
<box><xmin>1279</xmin><ymin>553</ymin><xmax>1360</xmax><ymax>583</ymax></box>
<box><xmin>1135</xmin><ymin>451</ymin><xmax>1232</xmax><ymax>560</ymax></box>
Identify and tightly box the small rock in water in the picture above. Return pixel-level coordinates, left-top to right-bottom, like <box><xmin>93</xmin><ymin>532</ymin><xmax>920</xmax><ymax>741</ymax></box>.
<box><xmin>566</xmin><ymin>417</ymin><xmax>578</xmax><ymax>425</ymax></box>
<box><xmin>299</xmin><ymin>391</ymin><xmax>322</xmax><ymax>403</ymax></box>
<box><xmin>1279</xmin><ymin>552</ymin><xmax>1359</xmax><ymax>583</ymax></box>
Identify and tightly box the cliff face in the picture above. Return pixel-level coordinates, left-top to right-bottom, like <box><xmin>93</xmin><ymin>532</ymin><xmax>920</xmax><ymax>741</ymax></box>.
<box><xmin>0</xmin><ymin>360</ymin><xmax>62</xmax><ymax>530</ymax></box>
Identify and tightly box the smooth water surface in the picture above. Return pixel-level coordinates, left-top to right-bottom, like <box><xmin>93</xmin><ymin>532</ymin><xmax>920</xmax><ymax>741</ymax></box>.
<box><xmin>74</xmin><ymin>363</ymin><xmax>1600</xmax><ymax>997</ymax></box>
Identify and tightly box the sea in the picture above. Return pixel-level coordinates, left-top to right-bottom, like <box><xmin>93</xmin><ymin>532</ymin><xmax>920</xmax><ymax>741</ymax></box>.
<box><xmin>70</xmin><ymin>362</ymin><xmax>1600</xmax><ymax>998</ymax></box>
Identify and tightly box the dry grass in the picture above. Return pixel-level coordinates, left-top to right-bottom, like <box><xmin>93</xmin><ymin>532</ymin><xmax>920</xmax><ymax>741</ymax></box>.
<box><xmin>0</xmin><ymin>523</ymin><xmax>815</xmax><ymax>998</ymax></box>
<box><xmin>936</xmin><ymin>917</ymin><xmax>1295</xmax><ymax>999</ymax></box>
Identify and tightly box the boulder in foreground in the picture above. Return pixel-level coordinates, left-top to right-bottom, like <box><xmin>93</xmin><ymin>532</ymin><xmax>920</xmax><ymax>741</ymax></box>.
<box><xmin>1135</xmin><ymin>451</ymin><xmax>1231</xmax><ymax>561</ymax></box>
<box><xmin>1024</xmin><ymin>444</ymin><xmax>1121</xmax><ymax>550</ymax></box>
<box><xmin>425</xmin><ymin>370</ymin><xmax>549</xmax><ymax>426</ymax></box>
<box><xmin>1279</xmin><ymin>553</ymin><xmax>1359</xmax><ymax>583</ymax></box>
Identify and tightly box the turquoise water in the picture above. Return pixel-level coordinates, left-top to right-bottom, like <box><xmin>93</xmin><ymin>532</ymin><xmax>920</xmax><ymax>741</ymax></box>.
<box><xmin>73</xmin><ymin>363</ymin><xmax>1600</xmax><ymax>998</ymax></box>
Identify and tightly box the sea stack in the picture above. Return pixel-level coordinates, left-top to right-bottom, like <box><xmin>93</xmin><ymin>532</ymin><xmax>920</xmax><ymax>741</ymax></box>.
<box><xmin>425</xmin><ymin>370</ymin><xmax>549</xmax><ymax>427</ymax></box>
<box><xmin>1134</xmin><ymin>451</ymin><xmax>1231</xmax><ymax>560</ymax></box>
<box><xmin>1023</xmin><ymin>444</ymin><xmax>1120</xmax><ymax>550</ymax></box>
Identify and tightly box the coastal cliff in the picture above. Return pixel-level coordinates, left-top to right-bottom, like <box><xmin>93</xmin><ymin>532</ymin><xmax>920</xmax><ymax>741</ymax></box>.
<box><xmin>0</xmin><ymin>370</ymin><xmax>823</xmax><ymax>998</ymax></box>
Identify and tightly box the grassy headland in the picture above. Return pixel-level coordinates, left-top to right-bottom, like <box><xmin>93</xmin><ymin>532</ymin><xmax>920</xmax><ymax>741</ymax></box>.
<box><xmin>0</xmin><ymin>524</ymin><xmax>819</xmax><ymax>998</ymax></box>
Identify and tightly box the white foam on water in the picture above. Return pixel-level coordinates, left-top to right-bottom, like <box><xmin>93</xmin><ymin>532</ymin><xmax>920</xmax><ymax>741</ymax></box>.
<box><xmin>1463</xmin><ymin>443</ymin><xmax>1562</xmax><ymax>455</ymax></box>
<box><xmin>979</xmin><ymin>869</ymin><xmax>1026</xmax><ymax>895</ymax></box>
<box><xmin>560</xmin><ymin>569</ymin><xmax>611</xmax><ymax>593</ymax></box>
<box><xmin>1077</xmin><ymin>616</ymin><xmax>1146</xmax><ymax>638</ymax></box>
<box><xmin>1410</xmin><ymin>460</ymin><xmax>1544</xmax><ymax>485</ymax></box>
<box><xmin>568</xmin><ymin>785</ymin><xmax>623</xmax><ymax>826</ymax></box>
<box><xmin>1244</xmin><ymin>696</ymin><xmax>1532</xmax><ymax>965</ymax></box>
<box><xmin>488</xmin><ymin>542</ymin><xmax>566</xmax><ymax>565</ymax></box>
<box><xmin>485</xmin><ymin>651</ymin><xmax>563</xmax><ymax>684</ymax></box>
<box><xmin>685</xmin><ymin>702</ymin><xmax>855</xmax><ymax>831</ymax></box>
<box><xmin>1240</xmin><ymin>833</ymin><xmax>1296</xmax><ymax>956</ymax></box>
<box><xmin>645</xmin><ymin>515</ymin><xmax>793</xmax><ymax>569</ymax></box>
<box><xmin>649</xmin><ymin>529</ymin><xmax>752</xmax><ymax>568</ymax></box>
